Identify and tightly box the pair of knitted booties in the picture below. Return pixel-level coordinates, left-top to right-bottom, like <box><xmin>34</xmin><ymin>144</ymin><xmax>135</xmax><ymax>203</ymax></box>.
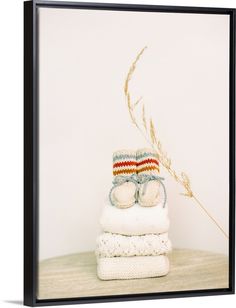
<box><xmin>109</xmin><ymin>148</ymin><xmax>166</xmax><ymax>209</ymax></box>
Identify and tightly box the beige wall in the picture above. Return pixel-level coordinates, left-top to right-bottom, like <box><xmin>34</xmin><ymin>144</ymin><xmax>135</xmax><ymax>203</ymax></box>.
<box><xmin>38</xmin><ymin>7</ymin><xmax>229</xmax><ymax>260</ymax></box>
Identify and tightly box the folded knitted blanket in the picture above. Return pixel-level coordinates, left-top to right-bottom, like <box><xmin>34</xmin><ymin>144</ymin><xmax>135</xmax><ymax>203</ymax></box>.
<box><xmin>96</xmin><ymin>232</ymin><xmax>172</xmax><ymax>258</ymax></box>
<box><xmin>97</xmin><ymin>255</ymin><xmax>170</xmax><ymax>280</ymax></box>
<box><xmin>99</xmin><ymin>200</ymin><xmax>169</xmax><ymax>235</ymax></box>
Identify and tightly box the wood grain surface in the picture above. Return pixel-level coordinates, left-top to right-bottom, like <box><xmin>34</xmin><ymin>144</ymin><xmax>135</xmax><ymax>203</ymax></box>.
<box><xmin>38</xmin><ymin>249</ymin><xmax>229</xmax><ymax>299</ymax></box>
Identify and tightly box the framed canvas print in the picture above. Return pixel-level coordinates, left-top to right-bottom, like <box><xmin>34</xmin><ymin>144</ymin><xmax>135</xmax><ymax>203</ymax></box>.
<box><xmin>24</xmin><ymin>0</ymin><xmax>235</xmax><ymax>306</ymax></box>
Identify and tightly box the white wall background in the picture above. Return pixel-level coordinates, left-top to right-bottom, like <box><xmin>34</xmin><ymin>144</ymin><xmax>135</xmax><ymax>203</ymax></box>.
<box><xmin>38</xmin><ymin>7</ymin><xmax>229</xmax><ymax>261</ymax></box>
<box><xmin>0</xmin><ymin>0</ymin><xmax>235</xmax><ymax>307</ymax></box>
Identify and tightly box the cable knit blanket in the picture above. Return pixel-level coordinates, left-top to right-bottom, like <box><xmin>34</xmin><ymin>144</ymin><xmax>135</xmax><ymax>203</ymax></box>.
<box><xmin>96</xmin><ymin>232</ymin><xmax>172</xmax><ymax>257</ymax></box>
<box><xmin>97</xmin><ymin>255</ymin><xmax>170</xmax><ymax>280</ymax></box>
<box><xmin>99</xmin><ymin>200</ymin><xmax>170</xmax><ymax>235</ymax></box>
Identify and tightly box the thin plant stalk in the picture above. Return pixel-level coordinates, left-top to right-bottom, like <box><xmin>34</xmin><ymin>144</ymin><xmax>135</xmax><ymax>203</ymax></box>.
<box><xmin>124</xmin><ymin>47</ymin><xmax>229</xmax><ymax>239</ymax></box>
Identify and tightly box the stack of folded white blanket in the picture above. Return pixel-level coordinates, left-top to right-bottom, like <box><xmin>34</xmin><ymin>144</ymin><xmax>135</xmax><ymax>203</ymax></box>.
<box><xmin>96</xmin><ymin>200</ymin><xmax>171</xmax><ymax>280</ymax></box>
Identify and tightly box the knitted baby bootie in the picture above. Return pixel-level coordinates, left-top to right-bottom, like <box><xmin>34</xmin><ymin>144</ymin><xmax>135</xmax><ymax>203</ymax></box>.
<box><xmin>137</xmin><ymin>148</ymin><xmax>166</xmax><ymax>207</ymax></box>
<box><xmin>109</xmin><ymin>150</ymin><xmax>138</xmax><ymax>209</ymax></box>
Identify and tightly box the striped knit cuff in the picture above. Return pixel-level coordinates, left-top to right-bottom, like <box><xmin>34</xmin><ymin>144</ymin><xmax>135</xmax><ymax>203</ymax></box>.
<box><xmin>136</xmin><ymin>148</ymin><xmax>159</xmax><ymax>175</ymax></box>
<box><xmin>113</xmin><ymin>150</ymin><xmax>137</xmax><ymax>176</ymax></box>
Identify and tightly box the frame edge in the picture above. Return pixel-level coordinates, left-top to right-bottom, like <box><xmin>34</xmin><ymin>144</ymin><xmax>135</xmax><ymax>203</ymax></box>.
<box><xmin>229</xmin><ymin>8</ymin><xmax>236</xmax><ymax>295</ymax></box>
<box><xmin>24</xmin><ymin>0</ymin><xmax>38</xmax><ymax>306</ymax></box>
<box><xmin>24</xmin><ymin>1</ymin><xmax>236</xmax><ymax>306</ymax></box>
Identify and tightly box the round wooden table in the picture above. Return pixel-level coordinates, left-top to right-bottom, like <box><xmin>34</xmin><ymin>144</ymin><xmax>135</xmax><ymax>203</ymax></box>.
<box><xmin>38</xmin><ymin>249</ymin><xmax>229</xmax><ymax>300</ymax></box>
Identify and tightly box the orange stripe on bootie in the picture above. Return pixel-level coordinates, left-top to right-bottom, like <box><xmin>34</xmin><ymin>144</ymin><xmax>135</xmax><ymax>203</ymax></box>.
<box><xmin>136</xmin><ymin>148</ymin><xmax>159</xmax><ymax>175</ymax></box>
<box><xmin>113</xmin><ymin>150</ymin><xmax>137</xmax><ymax>176</ymax></box>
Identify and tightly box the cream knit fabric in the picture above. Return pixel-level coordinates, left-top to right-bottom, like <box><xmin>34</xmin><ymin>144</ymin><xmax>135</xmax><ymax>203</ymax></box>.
<box><xmin>97</xmin><ymin>255</ymin><xmax>170</xmax><ymax>280</ymax></box>
<box><xmin>96</xmin><ymin>232</ymin><xmax>172</xmax><ymax>258</ymax></box>
<box><xmin>100</xmin><ymin>200</ymin><xmax>169</xmax><ymax>236</ymax></box>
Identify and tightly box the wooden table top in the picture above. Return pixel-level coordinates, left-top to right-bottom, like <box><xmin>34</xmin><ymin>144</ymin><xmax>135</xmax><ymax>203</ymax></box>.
<box><xmin>38</xmin><ymin>249</ymin><xmax>229</xmax><ymax>300</ymax></box>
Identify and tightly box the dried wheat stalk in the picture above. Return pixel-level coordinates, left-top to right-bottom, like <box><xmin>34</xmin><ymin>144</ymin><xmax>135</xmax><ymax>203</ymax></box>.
<box><xmin>124</xmin><ymin>47</ymin><xmax>228</xmax><ymax>239</ymax></box>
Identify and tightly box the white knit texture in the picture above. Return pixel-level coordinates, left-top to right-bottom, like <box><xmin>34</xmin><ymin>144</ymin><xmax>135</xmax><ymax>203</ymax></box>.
<box><xmin>100</xmin><ymin>200</ymin><xmax>169</xmax><ymax>235</ymax></box>
<box><xmin>97</xmin><ymin>255</ymin><xmax>170</xmax><ymax>280</ymax></box>
<box><xmin>96</xmin><ymin>232</ymin><xmax>172</xmax><ymax>257</ymax></box>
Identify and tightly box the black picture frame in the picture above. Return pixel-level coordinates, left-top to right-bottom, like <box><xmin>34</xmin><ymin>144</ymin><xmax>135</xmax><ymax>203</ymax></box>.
<box><xmin>24</xmin><ymin>0</ymin><xmax>235</xmax><ymax>306</ymax></box>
